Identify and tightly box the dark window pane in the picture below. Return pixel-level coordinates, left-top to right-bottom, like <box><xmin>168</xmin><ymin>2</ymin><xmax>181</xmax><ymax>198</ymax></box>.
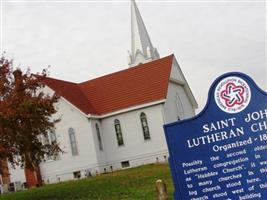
<box><xmin>95</xmin><ymin>124</ymin><xmax>103</xmax><ymax>151</ymax></box>
<box><xmin>68</xmin><ymin>128</ymin><xmax>78</xmax><ymax>156</ymax></box>
<box><xmin>114</xmin><ymin>119</ymin><xmax>124</xmax><ymax>146</ymax></box>
<box><xmin>140</xmin><ymin>113</ymin><xmax>151</xmax><ymax>140</ymax></box>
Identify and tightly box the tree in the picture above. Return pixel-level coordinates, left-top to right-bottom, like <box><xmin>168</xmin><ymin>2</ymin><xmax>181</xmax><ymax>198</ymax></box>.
<box><xmin>0</xmin><ymin>56</ymin><xmax>61</xmax><ymax>185</ymax></box>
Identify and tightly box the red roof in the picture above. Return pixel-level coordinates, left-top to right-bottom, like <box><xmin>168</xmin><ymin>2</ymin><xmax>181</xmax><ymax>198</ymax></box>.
<box><xmin>43</xmin><ymin>55</ymin><xmax>174</xmax><ymax>115</ymax></box>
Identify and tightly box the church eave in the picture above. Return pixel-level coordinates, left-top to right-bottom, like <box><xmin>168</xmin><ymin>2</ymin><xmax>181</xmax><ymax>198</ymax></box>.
<box><xmin>87</xmin><ymin>99</ymin><xmax>166</xmax><ymax>119</ymax></box>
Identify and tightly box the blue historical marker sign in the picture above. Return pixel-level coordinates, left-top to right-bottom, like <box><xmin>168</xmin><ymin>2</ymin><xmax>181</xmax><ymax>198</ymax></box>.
<box><xmin>164</xmin><ymin>72</ymin><xmax>267</xmax><ymax>200</ymax></box>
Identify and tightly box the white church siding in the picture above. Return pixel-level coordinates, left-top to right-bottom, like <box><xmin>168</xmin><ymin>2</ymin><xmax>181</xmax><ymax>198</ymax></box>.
<box><xmin>163</xmin><ymin>57</ymin><xmax>196</xmax><ymax>124</ymax></box>
<box><xmin>100</xmin><ymin>104</ymin><xmax>168</xmax><ymax>171</ymax></box>
<box><xmin>163</xmin><ymin>82</ymin><xmax>195</xmax><ymax>124</ymax></box>
<box><xmin>171</xmin><ymin>57</ymin><xmax>198</xmax><ymax>111</ymax></box>
<box><xmin>39</xmin><ymin>95</ymin><xmax>100</xmax><ymax>183</ymax></box>
<box><xmin>170</xmin><ymin>57</ymin><xmax>186</xmax><ymax>83</ymax></box>
<box><xmin>89</xmin><ymin>119</ymin><xmax>109</xmax><ymax>173</ymax></box>
<box><xmin>8</xmin><ymin>165</ymin><xmax>26</xmax><ymax>184</ymax></box>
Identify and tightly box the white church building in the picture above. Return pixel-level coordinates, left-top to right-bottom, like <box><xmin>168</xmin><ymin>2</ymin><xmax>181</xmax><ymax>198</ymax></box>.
<box><xmin>7</xmin><ymin>0</ymin><xmax>197</xmax><ymax>186</ymax></box>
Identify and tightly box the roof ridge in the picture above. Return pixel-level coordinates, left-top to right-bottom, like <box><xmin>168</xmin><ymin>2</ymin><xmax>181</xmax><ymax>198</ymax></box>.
<box><xmin>76</xmin><ymin>84</ymin><xmax>98</xmax><ymax>114</ymax></box>
<box><xmin>43</xmin><ymin>76</ymin><xmax>98</xmax><ymax>115</ymax></box>
<box><xmin>79</xmin><ymin>54</ymin><xmax>174</xmax><ymax>85</ymax></box>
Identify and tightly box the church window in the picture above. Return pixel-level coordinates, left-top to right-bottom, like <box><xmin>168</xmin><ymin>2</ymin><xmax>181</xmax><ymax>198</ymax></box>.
<box><xmin>50</xmin><ymin>130</ymin><xmax>57</xmax><ymax>145</ymax></box>
<box><xmin>43</xmin><ymin>133</ymin><xmax>50</xmax><ymax>146</ymax></box>
<box><xmin>114</xmin><ymin>119</ymin><xmax>124</xmax><ymax>146</ymax></box>
<box><xmin>42</xmin><ymin>129</ymin><xmax>59</xmax><ymax>161</ymax></box>
<box><xmin>176</xmin><ymin>93</ymin><xmax>184</xmax><ymax>121</ymax></box>
<box><xmin>140</xmin><ymin>112</ymin><xmax>151</xmax><ymax>140</ymax></box>
<box><xmin>68</xmin><ymin>128</ymin><xmax>79</xmax><ymax>156</ymax></box>
<box><xmin>95</xmin><ymin>123</ymin><xmax>103</xmax><ymax>151</ymax></box>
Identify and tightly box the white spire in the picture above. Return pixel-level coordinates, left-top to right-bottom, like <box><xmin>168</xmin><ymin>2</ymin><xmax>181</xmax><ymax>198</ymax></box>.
<box><xmin>128</xmin><ymin>0</ymin><xmax>160</xmax><ymax>67</ymax></box>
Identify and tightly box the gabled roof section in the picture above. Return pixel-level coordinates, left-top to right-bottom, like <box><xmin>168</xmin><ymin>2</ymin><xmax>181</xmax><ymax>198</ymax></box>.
<box><xmin>43</xmin><ymin>55</ymin><xmax>174</xmax><ymax>115</ymax></box>
<box><xmin>43</xmin><ymin>77</ymin><xmax>97</xmax><ymax>114</ymax></box>
<box><xmin>79</xmin><ymin>55</ymin><xmax>173</xmax><ymax>114</ymax></box>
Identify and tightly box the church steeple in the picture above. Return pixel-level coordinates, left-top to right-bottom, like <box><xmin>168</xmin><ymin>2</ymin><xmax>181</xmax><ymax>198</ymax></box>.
<box><xmin>128</xmin><ymin>0</ymin><xmax>160</xmax><ymax>67</ymax></box>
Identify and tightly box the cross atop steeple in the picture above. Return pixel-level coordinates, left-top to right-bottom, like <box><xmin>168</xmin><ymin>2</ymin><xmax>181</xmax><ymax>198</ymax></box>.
<box><xmin>128</xmin><ymin>0</ymin><xmax>160</xmax><ymax>67</ymax></box>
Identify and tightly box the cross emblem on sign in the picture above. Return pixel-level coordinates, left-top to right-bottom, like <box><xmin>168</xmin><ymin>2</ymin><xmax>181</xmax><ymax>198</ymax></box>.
<box><xmin>220</xmin><ymin>83</ymin><xmax>245</xmax><ymax>107</ymax></box>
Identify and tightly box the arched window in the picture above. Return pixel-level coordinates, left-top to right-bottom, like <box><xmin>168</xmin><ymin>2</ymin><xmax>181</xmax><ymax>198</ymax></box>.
<box><xmin>42</xmin><ymin>130</ymin><xmax>59</xmax><ymax>161</ymax></box>
<box><xmin>68</xmin><ymin>128</ymin><xmax>78</xmax><ymax>156</ymax></box>
<box><xmin>114</xmin><ymin>119</ymin><xmax>124</xmax><ymax>146</ymax></box>
<box><xmin>176</xmin><ymin>93</ymin><xmax>184</xmax><ymax>121</ymax></box>
<box><xmin>50</xmin><ymin>130</ymin><xmax>57</xmax><ymax>145</ymax></box>
<box><xmin>43</xmin><ymin>133</ymin><xmax>50</xmax><ymax>146</ymax></box>
<box><xmin>95</xmin><ymin>123</ymin><xmax>103</xmax><ymax>151</ymax></box>
<box><xmin>50</xmin><ymin>130</ymin><xmax>60</xmax><ymax>160</ymax></box>
<box><xmin>140</xmin><ymin>112</ymin><xmax>151</xmax><ymax>140</ymax></box>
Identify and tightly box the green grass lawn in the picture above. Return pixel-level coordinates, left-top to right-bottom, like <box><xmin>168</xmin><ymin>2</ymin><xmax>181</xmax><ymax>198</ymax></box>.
<box><xmin>0</xmin><ymin>163</ymin><xmax>174</xmax><ymax>200</ymax></box>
